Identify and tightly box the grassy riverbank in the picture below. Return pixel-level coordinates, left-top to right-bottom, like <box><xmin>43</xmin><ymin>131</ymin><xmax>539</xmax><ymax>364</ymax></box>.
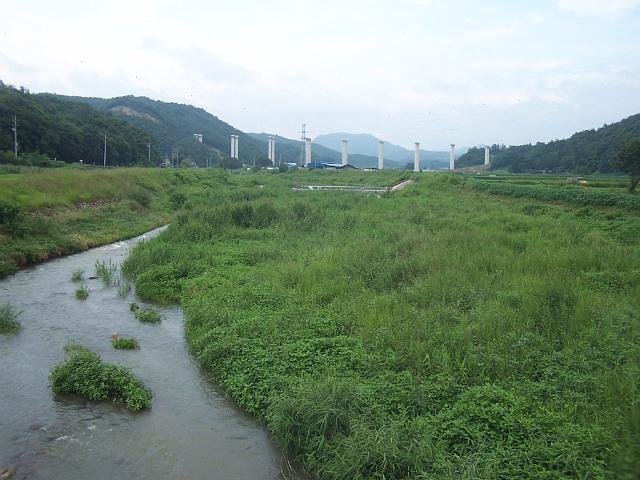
<box><xmin>0</xmin><ymin>166</ymin><xmax>232</xmax><ymax>277</ymax></box>
<box><xmin>122</xmin><ymin>171</ymin><xmax>640</xmax><ymax>479</ymax></box>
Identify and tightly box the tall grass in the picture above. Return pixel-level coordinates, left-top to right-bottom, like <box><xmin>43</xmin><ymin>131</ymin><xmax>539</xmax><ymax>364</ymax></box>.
<box><xmin>0</xmin><ymin>167</ymin><xmax>215</xmax><ymax>277</ymax></box>
<box><xmin>114</xmin><ymin>172</ymin><xmax>640</xmax><ymax>478</ymax></box>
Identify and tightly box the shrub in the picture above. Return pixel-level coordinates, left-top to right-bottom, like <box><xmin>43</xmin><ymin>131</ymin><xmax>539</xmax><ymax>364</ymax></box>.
<box><xmin>0</xmin><ymin>302</ymin><xmax>22</xmax><ymax>333</ymax></box>
<box><xmin>70</xmin><ymin>268</ymin><xmax>84</xmax><ymax>282</ymax></box>
<box><xmin>134</xmin><ymin>308</ymin><xmax>163</xmax><ymax>323</ymax></box>
<box><xmin>111</xmin><ymin>337</ymin><xmax>140</xmax><ymax>349</ymax></box>
<box><xmin>75</xmin><ymin>284</ymin><xmax>89</xmax><ymax>299</ymax></box>
<box><xmin>128</xmin><ymin>188</ymin><xmax>152</xmax><ymax>208</ymax></box>
<box><xmin>50</xmin><ymin>342</ymin><xmax>151</xmax><ymax>411</ymax></box>
<box><xmin>0</xmin><ymin>196</ymin><xmax>22</xmax><ymax>233</ymax></box>
<box><xmin>169</xmin><ymin>191</ymin><xmax>187</xmax><ymax>210</ymax></box>
<box><xmin>95</xmin><ymin>259</ymin><xmax>117</xmax><ymax>286</ymax></box>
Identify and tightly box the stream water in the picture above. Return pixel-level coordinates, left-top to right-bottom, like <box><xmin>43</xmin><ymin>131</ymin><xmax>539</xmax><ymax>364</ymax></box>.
<box><xmin>0</xmin><ymin>229</ymin><xmax>297</xmax><ymax>480</ymax></box>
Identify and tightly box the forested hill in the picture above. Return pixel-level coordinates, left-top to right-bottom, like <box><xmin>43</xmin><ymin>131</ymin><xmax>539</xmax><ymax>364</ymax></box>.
<box><xmin>62</xmin><ymin>95</ymin><xmax>256</xmax><ymax>167</ymax></box>
<box><xmin>456</xmin><ymin>113</ymin><xmax>640</xmax><ymax>174</ymax></box>
<box><xmin>72</xmin><ymin>95</ymin><xmax>378</xmax><ymax>167</ymax></box>
<box><xmin>0</xmin><ymin>82</ymin><xmax>160</xmax><ymax>166</ymax></box>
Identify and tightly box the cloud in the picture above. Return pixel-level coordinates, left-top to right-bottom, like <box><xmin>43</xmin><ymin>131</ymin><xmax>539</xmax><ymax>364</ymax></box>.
<box><xmin>556</xmin><ymin>0</ymin><xmax>640</xmax><ymax>18</ymax></box>
<box><xmin>470</xmin><ymin>58</ymin><xmax>573</xmax><ymax>71</ymax></box>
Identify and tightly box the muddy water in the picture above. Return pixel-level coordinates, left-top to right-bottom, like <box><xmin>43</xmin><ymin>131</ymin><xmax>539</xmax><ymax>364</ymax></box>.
<box><xmin>0</xmin><ymin>229</ymin><xmax>297</xmax><ymax>480</ymax></box>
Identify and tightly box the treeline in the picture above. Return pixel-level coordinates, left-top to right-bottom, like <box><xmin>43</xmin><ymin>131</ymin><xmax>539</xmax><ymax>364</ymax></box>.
<box><xmin>0</xmin><ymin>82</ymin><xmax>161</xmax><ymax>167</ymax></box>
<box><xmin>456</xmin><ymin>113</ymin><xmax>640</xmax><ymax>174</ymax></box>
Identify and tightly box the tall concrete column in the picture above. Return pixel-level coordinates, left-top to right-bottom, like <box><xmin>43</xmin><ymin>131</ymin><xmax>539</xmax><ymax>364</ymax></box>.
<box><xmin>450</xmin><ymin>144</ymin><xmax>455</xmax><ymax>171</ymax></box>
<box><xmin>484</xmin><ymin>145</ymin><xmax>490</xmax><ymax>165</ymax></box>
<box><xmin>234</xmin><ymin>135</ymin><xmax>239</xmax><ymax>160</ymax></box>
<box><xmin>342</xmin><ymin>139</ymin><xmax>348</xmax><ymax>166</ymax></box>
<box><xmin>378</xmin><ymin>140</ymin><xmax>384</xmax><ymax>170</ymax></box>
<box><xmin>268</xmin><ymin>136</ymin><xmax>275</xmax><ymax>163</ymax></box>
<box><xmin>230</xmin><ymin>135</ymin><xmax>235</xmax><ymax>159</ymax></box>
<box><xmin>305</xmin><ymin>138</ymin><xmax>312</xmax><ymax>165</ymax></box>
<box><xmin>414</xmin><ymin>143</ymin><xmax>420</xmax><ymax>172</ymax></box>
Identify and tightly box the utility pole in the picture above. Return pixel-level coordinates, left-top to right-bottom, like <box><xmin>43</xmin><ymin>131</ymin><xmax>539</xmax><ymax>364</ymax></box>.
<box><xmin>103</xmin><ymin>130</ymin><xmax>107</xmax><ymax>167</ymax></box>
<box><xmin>171</xmin><ymin>147</ymin><xmax>178</xmax><ymax>168</ymax></box>
<box><xmin>147</xmin><ymin>139</ymin><xmax>151</xmax><ymax>163</ymax></box>
<box><xmin>13</xmin><ymin>115</ymin><xmax>18</xmax><ymax>157</ymax></box>
<box><xmin>300</xmin><ymin>124</ymin><xmax>306</xmax><ymax>166</ymax></box>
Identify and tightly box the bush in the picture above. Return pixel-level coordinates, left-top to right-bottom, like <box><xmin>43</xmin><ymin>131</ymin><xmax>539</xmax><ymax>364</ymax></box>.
<box><xmin>0</xmin><ymin>196</ymin><xmax>22</xmax><ymax>232</ymax></box>
<box><xmin>0</xmin><ymin>302</ymin><xmax>22</xmax><ymax>333</ymax></box>
<box><xmin>128</xmin><ymin>188</ymin><xmax>152</xmax><ymax>208</ymax></box>
<box><xmin>75</xmin><ymin>284</ymin><xmax>89</xmax><ymax>299</ymax></box>
<box><xmin>49</xmin><ymin>342</ymin><xmax>152</xmax><ymax>411</ymax></box>
<box><xmin>134</xmin><ymin>308</ymin><xmax>163</xmax><ymax>323</ymax></box>
<box><xmin>70</xmin><ymin>268</ymin><xmax>84</xmax><ymax>282</ymax></box>
<box><xmin>111</xmin><ymin>337</ymin><xmax>140</xmax><ymax>349</ymax></box>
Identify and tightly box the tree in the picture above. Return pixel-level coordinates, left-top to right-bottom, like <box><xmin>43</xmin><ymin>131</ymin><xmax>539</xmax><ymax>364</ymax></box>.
<box><xmin>610</xmin><ymin>138</ymin><xmax>640</xmax><ymax>193</ymax></box>
<box><xmin>254</xmin><ymin>156</ymin><xmax>272</xmax><ymax>168</ymax></box>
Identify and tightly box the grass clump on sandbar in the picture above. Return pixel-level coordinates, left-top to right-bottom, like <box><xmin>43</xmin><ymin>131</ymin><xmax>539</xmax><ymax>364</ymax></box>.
<box><xmin>134</xmin><ymin>308</ymin><xmax>163</xmax><ymax>323</ymax></box>
<box><xmin>0</xmin><ymin>302</ymin><xmax>22</xmax><ymax>333</ymax></box>
<box><xmin>49</xmin><ymin>342</ymin><xmax>151</xmax><ymax>411</ymax></box>
<box><xmin>111</xmin><ymin>335</ymin><xmax>140</xmax><ymax>350</ymax></box>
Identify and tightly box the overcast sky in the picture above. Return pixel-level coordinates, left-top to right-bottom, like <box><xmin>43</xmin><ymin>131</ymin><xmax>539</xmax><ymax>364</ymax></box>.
<box><xmin>2</xmin><ymin>0</ymin><xmax>639</xmax><ymax>150</ymax></box>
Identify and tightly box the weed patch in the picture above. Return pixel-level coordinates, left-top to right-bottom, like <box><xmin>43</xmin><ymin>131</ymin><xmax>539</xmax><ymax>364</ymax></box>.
<box><xmin>134</xmin><ymin>308</ymin><xmax>163</xmax><ymax>323</ymax></box>
<box><xmin>70</xmin><ymin>268</ymin><xmax>84</xmax><ymax>282</ymax></box>
<box><xmin>49</xmin><ymin>342</ymin><xmax>151</xmax><ymax>411</ymax></box>
<box><xmin>74</xmin><ymin>284</ymin><xmax>89</xmax><ymax>299</ymax></box>
<box><xmin>0</xmin><ymin>302</ymin><xmax>22</xmax><ymax>333</ymax></box>
<box><xmin>111</xmin><ymin>337</ymin><xmax>140</xmax><ymax>349</ymax></box>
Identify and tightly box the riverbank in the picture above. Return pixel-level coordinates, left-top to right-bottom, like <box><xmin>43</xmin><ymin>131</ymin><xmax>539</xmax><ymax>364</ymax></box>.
<box><xmin>0</xmin><ymin>167</ymin><xmax>233</xmax><ymax>277</ymax></box>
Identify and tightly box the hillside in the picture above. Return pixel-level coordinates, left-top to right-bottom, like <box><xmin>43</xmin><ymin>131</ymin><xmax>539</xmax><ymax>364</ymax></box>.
<box><xmin>0</xmin><ymin>82</ymin><xmax>160</xmax><ymax>166</ymax></box>
<box><xmin>456</xmin><ymin>113</ymin><xmax>640</xmax><ymax>174</ymax></box>
<box><xmin>60</xmin><ymin>95</ymin><xmax>267</xmax><ymax>167</ymax></box>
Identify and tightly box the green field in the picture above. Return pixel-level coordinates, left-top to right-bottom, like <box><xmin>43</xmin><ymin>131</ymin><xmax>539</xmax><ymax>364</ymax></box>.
<box><xmin>2</xmin><ymin>167</ymin><xmax>638</xmax><ymax>478</ymax></box>
<box><xmin>118</xmin><ymin>169</ymin><xmax>639</xmax><ymax>479</ymax></box>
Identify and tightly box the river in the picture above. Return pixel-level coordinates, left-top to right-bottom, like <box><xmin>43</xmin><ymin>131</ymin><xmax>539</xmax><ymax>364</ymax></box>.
<box><xmin>0</xmin><ymin>229</ymin><xmax>299</xmax><ymax>480</ymax></box>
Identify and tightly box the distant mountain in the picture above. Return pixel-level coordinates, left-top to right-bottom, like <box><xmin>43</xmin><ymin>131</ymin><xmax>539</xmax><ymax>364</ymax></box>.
<box><xmin>456</xmin><ymin>113</ymin><xmax>640</xmax><ymax>174</ymax></box>
<box><xmin>313</xmin><ymin>132</ymin><xmax>466</xmax><ymax>169</ymax></box>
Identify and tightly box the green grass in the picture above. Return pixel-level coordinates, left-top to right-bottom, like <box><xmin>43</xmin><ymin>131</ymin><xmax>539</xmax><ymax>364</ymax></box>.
<box><xmin>70</xmin><ymin>268</ymin><xmax>84</xmax><ymax>282</ymax></box>
<box><xmin>121</xmin><ymin>172</ymin><xmax>640</xmax><ymax>479</ymax></box>
<box><xmin>50</xmin><ymin>342</ymin><xmax>151</xmax><ymax>411</ymax></box>
<box><xmin>0</xmin><ymin>166</ymin><xmax>209</xmax><ymax>278</ymax></box>
<box><xmin>134</xmin><ymin>308</ymin><xmax>163</xmax><ymax>324</ymax></box>
<box><xmin>0</xmin><ymin>302</ymin><xmax>22</xmax><ymax>333</ymax></box>
<box><xmin>111</xmin><ymin>337</ymin><xmax>140</xmax><ymax>349</ymax></box>
<box><xmin>95</xmin><ymin>259</ymin><xmax>117</xmax><ymax>286</ymax></box>
<box><xmin>74</xmin><ymin>284</ymin><xmax>89</xmax><ymax>300</ymax></box>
